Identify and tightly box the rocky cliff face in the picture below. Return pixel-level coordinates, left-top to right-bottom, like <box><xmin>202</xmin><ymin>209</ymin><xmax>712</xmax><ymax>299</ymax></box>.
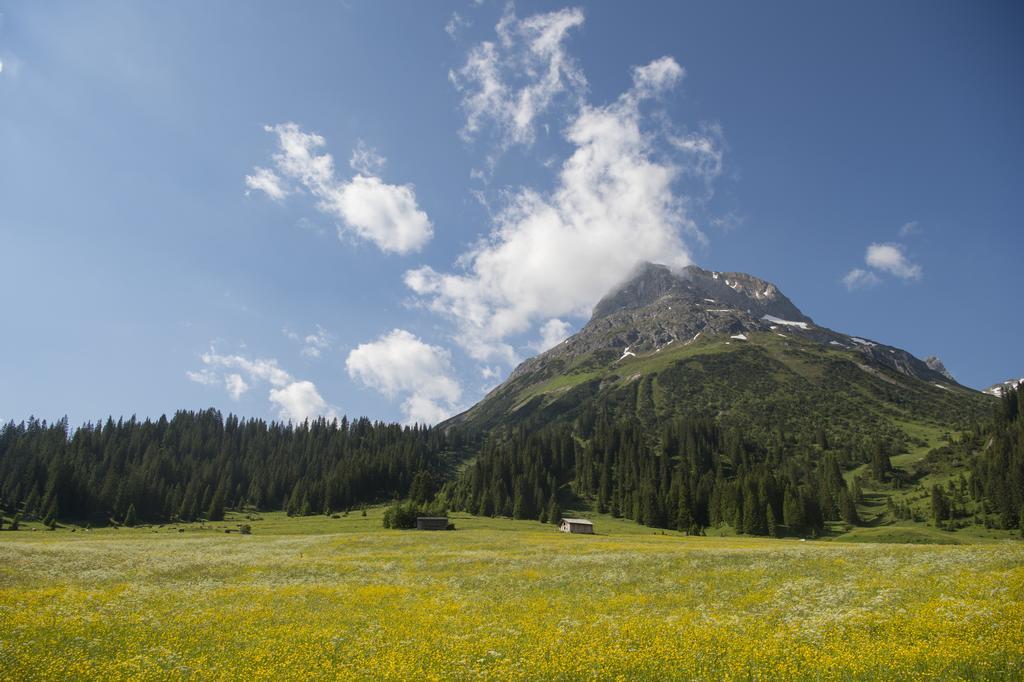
<box><xmin>925</xmin><ymin>356</ymin><xmax>955</xmax><ymax>382</ymax></box>
<box><xmin>590</xmin><ymin>263</ymin><xmax>809</xmax><ymax>323</ymax></box>
<box><xmin>506</xmin><ymin>262</ymin><xmax>951</xmax><ymax>387</ymax></box>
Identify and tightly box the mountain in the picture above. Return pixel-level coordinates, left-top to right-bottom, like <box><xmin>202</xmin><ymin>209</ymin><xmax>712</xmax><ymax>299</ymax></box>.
<box><xmin>924</xmin><ymin>356</ymin><xmax>955</xmax><ymax>382</ymax></box>
<box><xmin>439</xmin><ymin>262</ymin><xmax>1012</xmax><ymax>539</ymax></box>
<box><xmin>985</xmin><ymin>378</ymin><xmax>1024</xmax><ymax>397</ymax></box>
<box><xmin>446</xmin><ymin>262</ymin><xmax>987</xmax><ymax>438</ymax></box>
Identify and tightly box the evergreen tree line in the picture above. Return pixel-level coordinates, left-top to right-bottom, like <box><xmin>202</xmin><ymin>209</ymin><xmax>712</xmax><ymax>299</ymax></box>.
<box><xmin>4</xmin><ymin>387</ymin><xmax>1018</xmax><ymax>536</ymax></box>
<box><xmin>442</xmin><ymin>413</ymin><xmax>873</xmax><ymax>537</ymax></box>
<box><xmin>442</xmin><ymin>428</ymin><xmax>572</xmax><ymax>525</ymax></box>
<box><xmin>0</xmin><ymin>409</ymin><xmax>454</xmax><ymax>525</ymax></box>
<box><xmin>962</xmin><ymin>385</ymin><xmax>1024</xmax><ymax>531</ymax></box>
<box><xmin>909</xmin><ymin>386</ymin><xmax>1024</xmax><ymax>532</ymax></box>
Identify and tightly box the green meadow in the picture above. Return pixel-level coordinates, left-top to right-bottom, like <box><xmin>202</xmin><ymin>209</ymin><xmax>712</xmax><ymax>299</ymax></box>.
<box><xmin>1</xmin><ymin>510</ymin><xmax>1022</xmax><ymax>680</ymax></box>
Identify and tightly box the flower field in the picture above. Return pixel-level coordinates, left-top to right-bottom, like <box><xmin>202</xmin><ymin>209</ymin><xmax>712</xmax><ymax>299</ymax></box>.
<box><xmin>1</xmin><ymin>512</ymin><xmax>1022</xmax><ymax>680</ymax></box>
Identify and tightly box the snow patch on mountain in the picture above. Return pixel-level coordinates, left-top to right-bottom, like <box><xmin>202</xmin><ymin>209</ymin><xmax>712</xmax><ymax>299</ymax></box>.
<box><xmin>761</xmin><ymin>314</ymin><xmax>810</xmax><ymax>330</ymax></box>
<box><xmin>985</xmin><ymin>378</ymin><xmax>1024</xmax><ymax>397</ymax></box>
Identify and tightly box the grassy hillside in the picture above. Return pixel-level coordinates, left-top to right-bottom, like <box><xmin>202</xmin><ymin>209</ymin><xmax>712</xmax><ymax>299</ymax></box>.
<box><xmin>1</xmin><ymin>511</ymin><xmax>1021</xmax><ymax>680</ymax></box>
<box><xmin>460</xmin><ymin>331</ymin><xmax>990</xmax><ymax>443</ymax></box>
<box><xmin>442</xmin><ymin>330</ymin><xmax>1001</xmax><ymax>541</ymax></box>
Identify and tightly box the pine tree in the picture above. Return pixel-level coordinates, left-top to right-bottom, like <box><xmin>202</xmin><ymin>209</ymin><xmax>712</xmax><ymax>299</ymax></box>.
<box><xmin>742</xmin><ymin>482</ymin><xmax>765</xmax><ymax>535</ymax></box>
<box><xmin>207</xmin><ymin>484</ymin><xmax>226</xmax><ymax>522</ymax></box>
<box><xmin>839</xmin><ymin>489</ymin><xmax>859</xmax><ymax>525</ymax></box>
<box><xmin>676</xmin><ymin>490</ymin><xmax>694</xmax><ymax>532</ymax></box>
<box><xmin>546</xmin><ymin>493</ymin><xmax>560</xmax><ymax>525</ymax></box>
<box><xmin>24</xmin><ymin>488</ymin><xmax>39</xmax><ymax>517</ymax></box>
<box><xmin>478</xmin><ymin>488</ymin><xmax>494</xmax><ymax>517</ymax></box>
<box><xmin>286</xmin><ymin>481</ymin><xmax>302</xmax><ymax>517</ymax></box>
<box><xmin>43</xmin><ymin>496</ymin><xmax>59</xmax><ymax>527</ymax></box>
<box><xmin>870</xmin><ymin>449</ymin><xmax>892</xmax><ymax>482</ymax></box>
<box><xmin>178</xmin><ymin>491</ymin><xmax>195</xmax><ymax>522</ymax></box>
<box><xmin>930</xmin><ymin>485</ymin><xmax>950</xmax><ymax>526</ymax></box>
<box><xmin>783</xmin><ymin>487</ymin><xmax>804</xmax><ymax>532</ymax></box>
<box><xmin>408</xmin><ymin>471</ymin><xmax>434</xmax><ymax>505</ymax></box>
<box><xmin>512</xmin><ymin>481</ymin><xmax>527</xmax><ymax>520</ymax></box>
<box><xmin>124</xmin><ymin>503</ymin><xmax>137</xmax><ymax>527</ymax></box>
<box><xmin>766</xmin><ymin>505</ymin><xmax>779</xmax><ymax>538</ymax></box>
<box><xmin>851</xmin><ymin>477</ymin><xmax>864</xmax><ymax>505</ymax></box>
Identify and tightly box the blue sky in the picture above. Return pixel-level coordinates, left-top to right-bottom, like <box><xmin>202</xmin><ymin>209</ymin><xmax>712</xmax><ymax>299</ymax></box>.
<box><xmin>1</xmin><ymin>1</ymin><xmax>1022</xmax><ymax>426</ymax></box>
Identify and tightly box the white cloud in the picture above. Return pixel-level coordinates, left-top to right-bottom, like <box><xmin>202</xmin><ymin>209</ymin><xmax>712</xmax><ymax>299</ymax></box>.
<box><xmin>407</xmin><ymin>54</ymin><xmax>713</xmax><ymax>364</ymax></box>
<box><xmin>269</xmin><ymin>381</ymin><xmax>335</xmax><ymax>423</ymax></box>
<box><xmin>225</xmin><ymin>373</ymin><xmax>249</xmax><ymax>400</ymax></box>
<box><xmin>332</xmin><ymin>175</ymin><xmax>433</xmax><ymax>254</ymax></box>
<box><xmin>450</xmin><ymin>5</ymin><xmax>585</xmax><ymax>149</ymax></box>
<box><xmin>186</xmin><ymin>369</ymin><xmax>218</xmax><ymax>386</ymax></box>
<box><xmin>284</xmin><ymin>325</ymin><xmax>333</xmax><ymax>359</ymax></box>
<box><xmin>631</xmin><ymin>56</ymin><xmax>685</xmax><ymax>99</ymax></box>
<box><xmin>244</xmin><ymin>167</ymin><xmax>288</xmax><ymax>200</ymax></box>
<box><xmin>346</xmin><ymin>329</ymin><xmax>462</xmax><ymax>425</ymax></box>
<box><xmin>866</xmin><ymin>242</ymin><xmax>922</xmax><ymax>280</ymax></box>
<box><xmin>842</xmin><ymin>268</ymin><xmax>881</xmax><ymax>290</ymax></box>
<box><xmin>844</xmin><ymin>229</ymin><xmax>924</xmax><ymax>291</ymax></box>
<box><xmin>0</xmin><ymin>60</ymin><xmax>4</xmax><ymax>75</ymax></box>
<box><xmin>190</xmin><ymin>349</ymin><xmax>337</xmax><ymax>422</ymax></box>
<box><xmin>670</xmin><ymin>123</ymin><xmax>725</xmax><ymax>183</ymax></box>
<box><xmin>533</xmin><ymin>318</ymin><xmax>572</xmax><ymax>352</ymax></box>
<box><xmin>710</xmin><ymin>211</ymin><xmax>743</xmax><ymax>233</ymax></box>
<box><xmin>898</xmin><ymin>221</ymin><xmax>920</xmax><ymax>238</ymax></box>
<box><xmin>445</xmin><ymin>11</ymin><xmax>470</xmax><ymax>39</ymax></box>
<box><xmin>248</xmin><ymin>123</ymin><xmax>433</xmax><ymax>254</ymax></box>
<box><xmin>348</xmin><ymin>139</ymin><xmax>386</xmax><ymax>176</ymax></box>
<box><xmin>201</xmin><ymin>351</ymin><xmax>292</xmax><ymax>387</ymax></box>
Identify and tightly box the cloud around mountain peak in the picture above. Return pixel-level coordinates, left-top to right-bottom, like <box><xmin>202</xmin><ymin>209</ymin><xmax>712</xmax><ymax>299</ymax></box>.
<box><xmin>406</xmin><ymin>9</ymin><xmax>723</xmax><ymax>367</ymax></box>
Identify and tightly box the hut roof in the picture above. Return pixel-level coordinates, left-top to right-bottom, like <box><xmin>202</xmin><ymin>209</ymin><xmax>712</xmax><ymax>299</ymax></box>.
<box><xmin>560</xmin><ymin>518</ymin><xmax>593</xmax><ymax>525</ymax></box>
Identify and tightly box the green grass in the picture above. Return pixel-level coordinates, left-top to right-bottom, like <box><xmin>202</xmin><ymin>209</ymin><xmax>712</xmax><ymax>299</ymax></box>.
<box><xmin>831</xmin><ymin>523</ymin><xmax>989</xmax><ymax>545</ymax></box>
<box><xmin>6</xmin><ymin>507</ymin><xmax>733</xmax><ymax>539</ymax></box>
<box><xmin>517</xmin><ymin>334</ymin><xmax>743</xmax><ymax>407</ymax></box>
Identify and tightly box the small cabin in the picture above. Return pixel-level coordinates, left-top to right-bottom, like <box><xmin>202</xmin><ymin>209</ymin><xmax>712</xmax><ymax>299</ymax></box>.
<box><xmin>416</xmin><ymin>517</ymin><xmax>450</xmax><ymax>531</ymax></box>
<box><xmin>558</xmin><ymin>517</ymin><xmax>594</xmax><ymax>534</ymax></box>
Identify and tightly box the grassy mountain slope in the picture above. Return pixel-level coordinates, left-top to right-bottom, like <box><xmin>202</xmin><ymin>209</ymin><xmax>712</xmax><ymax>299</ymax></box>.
<box><xmin>439</xmin><ymin>263</ymin><xmax>1003</xmax><ymax>542</ymax></box>
<box><xmin>452</xmin><ymin>329</ymin><xmax>989</xmax><ymax>447</ymax></box>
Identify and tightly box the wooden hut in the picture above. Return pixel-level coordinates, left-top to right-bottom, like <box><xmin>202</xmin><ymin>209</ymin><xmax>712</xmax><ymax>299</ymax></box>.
<box><xmin>416</xmin><ymin>517</ymin><xmax>450</xmax><ymax>531</ymax></box>
<box><xmin>558</xmin><ymin>518</ymin><xmax>594</xmax><ymax>534</ymax></box>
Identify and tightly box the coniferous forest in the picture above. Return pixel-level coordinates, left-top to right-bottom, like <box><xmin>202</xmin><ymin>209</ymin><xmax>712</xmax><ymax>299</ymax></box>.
<box><xmin>445</xmin><ymin>415</ymin><xmax>869</xmax><ymax>536</ymax></box>
<box><xmin>445</xmin><ymin>389</ymin><xmax>1024</xmax><ymax>536</ymax></box>
<box><xmin>2</xmin><ymin>386</ymin><xmax>1021</xmax><ymax>536</ymax></box>
<box><xmin>964</xmin><ymin>385</ymin><xmax>1024</xmax><ymax>529</ymax></box>
<box><xmin>0</xmin><ymin>409</ymin><xmax>455</xmax><ymax>526</ymax></box>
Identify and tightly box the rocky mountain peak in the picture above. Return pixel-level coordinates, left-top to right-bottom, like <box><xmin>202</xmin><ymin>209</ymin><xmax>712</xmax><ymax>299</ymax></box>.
<box><xmin>924</xmin><ymin>356</ymin><xmax>955</xmax><ymax>382</ymax></box>
<box><xmin>449</xmin><ymin>262</ymin><xmax>972</xmax><ymax>431</ymax></box>
<box><xmin>591</xmin><ymin>262</ymin><xmax>810</xmax><ymax>324</ymax></box>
